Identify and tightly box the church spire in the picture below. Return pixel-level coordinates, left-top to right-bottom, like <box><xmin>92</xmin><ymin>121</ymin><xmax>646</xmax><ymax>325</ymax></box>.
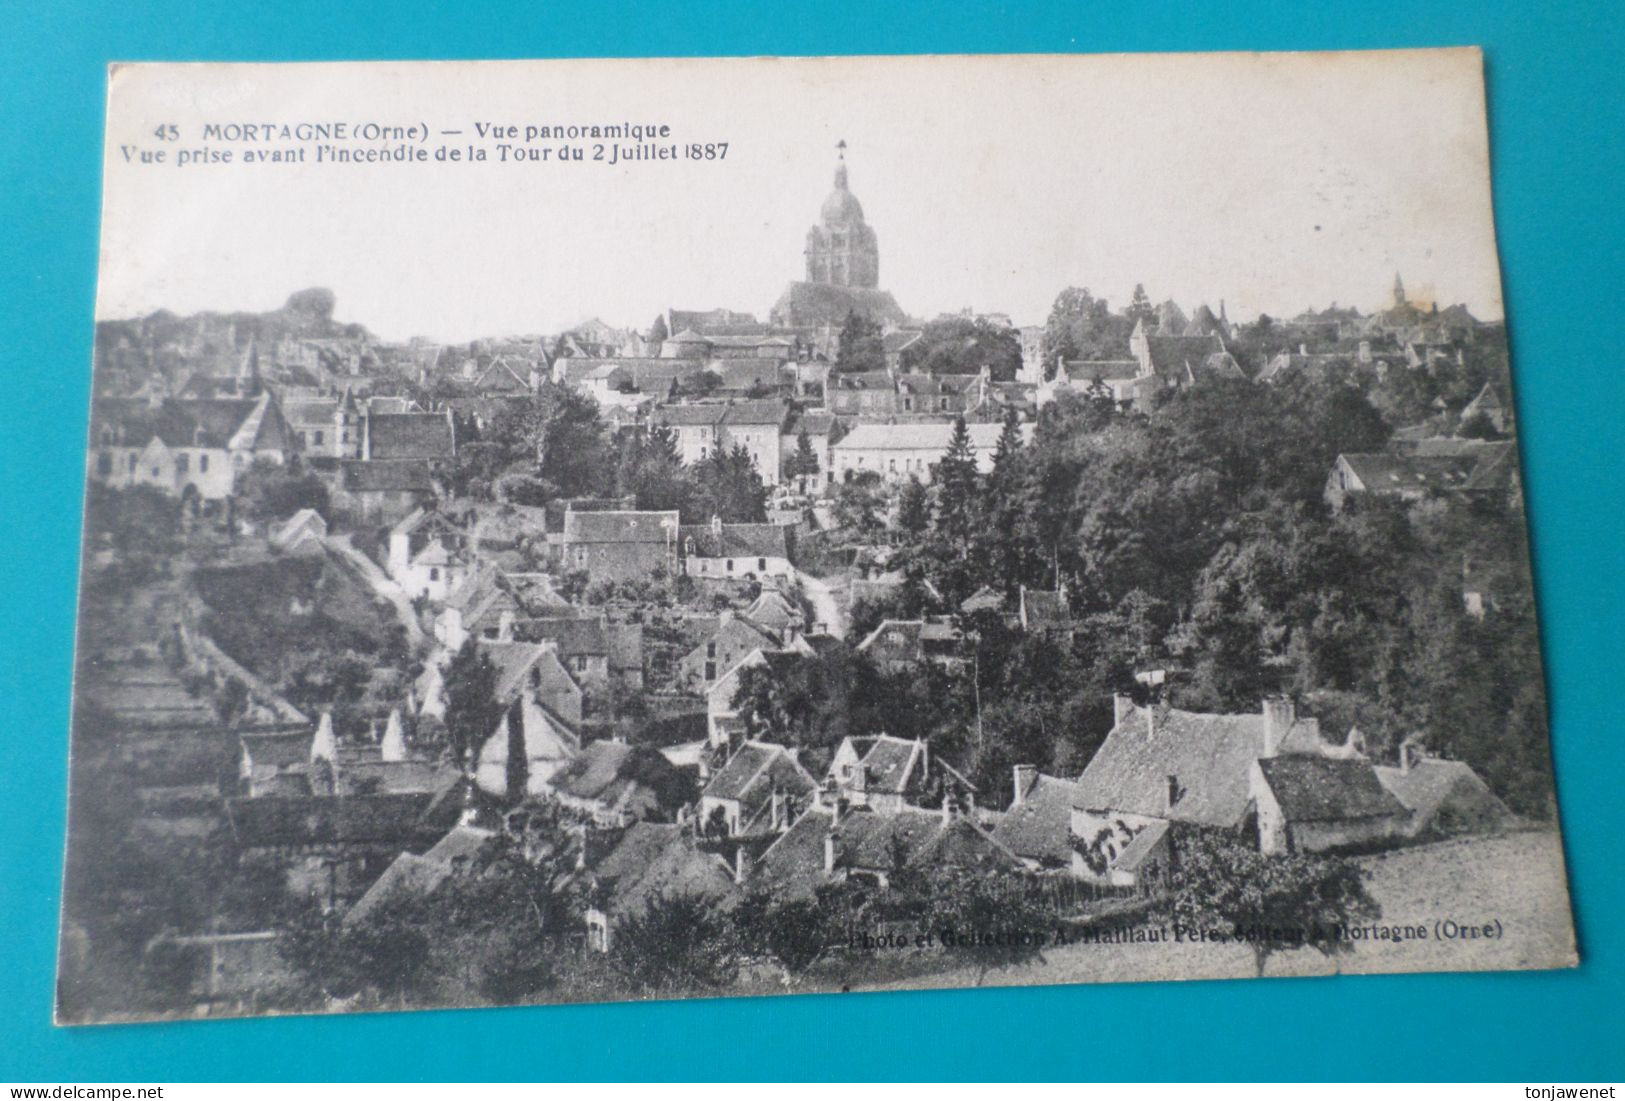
<box><xmin>1393</xmin><ymin>271</ymin><xmax>1407</xmax><ymax>308</ymax></box>
<box><xmin>834</xmin><ymin>139</ymin><xmax>848</xmax><ymax>190</ymax></box>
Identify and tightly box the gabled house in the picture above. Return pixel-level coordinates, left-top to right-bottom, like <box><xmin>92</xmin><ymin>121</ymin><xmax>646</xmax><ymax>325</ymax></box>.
<box><xmin>990</xmin><ymin>765</ymin><xmax>1083</xmax><ymax>871</ymax></box>
<box><xmin>825</xmin><ymin>733</ymin><xmax>975</xmax><ymax>815</ymax></box>
<box><xmin>476</xmin><ymin>693</ymin><xmax>582</xmax><ymax>798</ymax></box>
<box><xmin>855</xmin><ymin>617</ymin><xmax>972</xmax><ymax>673</ymax></box>
<box><xmin>1249</xmin><ymin>755</ymin><xmax>1409</xmax><ymax>856</ymax></box>
<box><xmin>387</xmin><ymin>507</ymin><xmax>469</xmax><ymax>601</ymax></box>
<box><xmin>558</xmin><ymin>509</ymin><xmax>680</xmax><ymax>583</ymax></box>
<box><xmin>678</xmin><ymin>611</ymin><xmax>785</xmax><ymax>693</ymax></box>
<box><xmin>705</xmin><ymin>647</ymin><xmax>813</xmax><ymax>748</ymax></box>
<box><xmin>678</xmin><ymin>517</ymin><xmax>794</xmax><ymax>581</ymax></box>
<box><xmin>540</xmin><ymin>739</ymin><xmax>691</xmax><ymax>827</ymax></box>
<box><xmin>1459</xmin><ymin>382</ymin><xmax>1508</xmax><ymax>433</ymax></box>
<box><xmin>1374</xmin><ymin>741</ymin><xmax>1513</xmax><ymax>840</ymax></box>
<box><xmin>750</xmin><ymin>800</ymin><xmax>1020</xmax><ymax>899</ymax></box>
<box><xmin>1072</xmin><ymin>695</ymin><xmax>1395</xmax><ymax>886</ymax></box>
<box><xmin>697</xmin><ymin>739</ymin><xmax>818</xmax><ymax>838</ymax></box>
<box><xmin>333</xmin><ymin>459</ymin><xmax>435</xmax><ymax>524</ymax></box>
<box><xmin>269</xmin><ymin>508</ymin><xmax>328</xmax><ymax>556</ymax></box>
<box><xmin>87</xmin><ymin>392</ymin><xmax>292</xmax><ymax>501</ymax></box>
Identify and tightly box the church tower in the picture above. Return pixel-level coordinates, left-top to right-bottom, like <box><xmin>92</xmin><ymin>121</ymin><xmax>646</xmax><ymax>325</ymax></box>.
<box><xmin>804</xmin><ymin>141</ymin><xmax>881</xmax><ymax>290</ymax></box>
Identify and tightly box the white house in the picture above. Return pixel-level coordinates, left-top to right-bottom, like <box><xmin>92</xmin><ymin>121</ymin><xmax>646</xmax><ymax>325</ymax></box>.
<box><xmin>829</xmin><ymin>421</ymin><xmax>1031</xmax><ymax>484</ymax></box>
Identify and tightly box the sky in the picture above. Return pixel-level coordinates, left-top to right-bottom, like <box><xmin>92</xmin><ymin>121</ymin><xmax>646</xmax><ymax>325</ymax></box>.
<box><xmin>95</xmin><ymin>50</ymin><xmax>1506</xmax><ymax>342</ymax></box>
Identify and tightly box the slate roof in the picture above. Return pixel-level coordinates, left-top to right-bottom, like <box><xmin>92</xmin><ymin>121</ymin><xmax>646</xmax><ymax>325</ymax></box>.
<box><xmin>512</xmin><ymin>615</ymin><xmax>610</xmax><ymax>656</ymax></box>
<box><xmin>833</xmin><ymin>421</ymin><xmax>1021</xmax><ymax>452</ymax></box>
<box><xmin>224</xmin><ymin>791</ymin><xmax>440</xmax><ymax>849</ymax></box>
<box><xmin>340</xmin><ymin>459</ymin><xmax>434</xmax><ymax>492</ymax></box>
<box><xmin>367</xmin><ymin>412</ymin><xmax>455</xmax><ymax>460</ymax></box>
<box><xmin>561</xmin><ymin>510</ymin><xmax>679</xmax><ymax>544</ymax></box>
<box><xmin>990</xmin><ymin>773</ymin><xmax>1082</xmax><ymax>866</ymax></box>
<box><xmin>548</xmin><ymin>740</ymin><xmax>681</xmax><ymax>820</ymax></box>
<box><xmin>1075</xmin><ymin>706</ymin><xmax>1319</xmax><ymax>827</ymax></box>
<box><xmin>1339</xmin><ymin>453</ymin><xmax>1480</xmax><ymax>493</ymax></box>
<box><xmin>784</xmin><ymin>410</ymin><xmax>837</xmax><ymax>437</ymax></box>
<box><xmin>241</xmin><ymin>730</ymin><xmax>313</xmax><ymax>770</ymax></box>
<box><xmin>753</xmin><ymin>805</ymin><xmax>1017</xmax><ymax>898</ymax></box>
<box><xmin>1374</xmin><ymin>759</ymin><xmax>1512</xmax><ymax>831</ymax></box>
<box><xmin>481</xmin><ymin>641</ymin><xmax>561</xmax><ymax>703</ymax></box>
<box><xmin>703</xmin><ymin>740</ymin><xmax>816</xmax><ymax>814</ymax></box>
<box><xmin>1255</xmin><ymin>756</ymin><xmax>1408</xmax><ymax>823</ymax></box>
<box><xmin>680</xmin><ymin>523</ymin><xmax>791</xmax><ymax>560</ymax></box>
<box><xmin>654</xmin><ymin>404</ymin><xmax>729</xmax><ymax>427</ymax></box>
<box><xmin>721</xmin><ymin>399</ymin><xmax>791</xmax><ymax>427</ymax></box>
<box><xmin>848</xmin><ymin>734</ymin><xmax>926</xmax><ymax>794</ymax></box>
<box><xmin>1060</xmin><ymin>359</ymin><xmax>1140</xmax><ymax>382</ymax></box>
<box><xmin>1142</xmin><ymin>333</ymin><xmax>1226</xmax><ymax>380</ymax></box>
<box><xmin>595</xmin><ymin>824</ymin><xmax>737</xmax><ymax>918</ymax></box>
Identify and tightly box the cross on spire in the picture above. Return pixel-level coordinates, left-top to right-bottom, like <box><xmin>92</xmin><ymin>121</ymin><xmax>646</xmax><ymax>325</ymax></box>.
<box><xmin>837</xmin><ymin>139</ymin><xmax>846</xmax><ymax>158</ymax></box>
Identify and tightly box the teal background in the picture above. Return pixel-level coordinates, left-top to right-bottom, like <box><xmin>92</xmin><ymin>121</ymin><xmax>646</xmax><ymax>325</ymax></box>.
<box><xmin>2</xmin><ymin>0</ymin><xmax>1622</xmax><ymax>1081</ymax></box>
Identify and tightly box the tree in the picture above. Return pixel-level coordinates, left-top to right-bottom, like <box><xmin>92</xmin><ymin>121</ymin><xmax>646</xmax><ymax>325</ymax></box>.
<box><xmin>784</xmin><ymin>428</ymin><xmax>821</xmax><ymax>487</ymax></box>
<box><xmin>896</xmin><ymin>477</ymin><xmax>930</xmax><ymax>537</ymax></box>
<box><xmin>931</xmin><ymin>417</ymin><xmax>981</xmax><ymax>552</ymax></box>
<box><xmin>647</xmin><ymin>313</ymin><xmax>669</xmax><ymax>347</ymax></box>
<box><xmin>482</xmin><ymin>381</ymin><xmax>614</xmax><ymax>499</ymax></box>
<box><xmin>834</xmin><ymin>310</ymin><xmax>886</xmax><ymax>373</ymax></box>
<box><xmin>442</xmin><ymin>639</ymin><xmax>503</xmax><ymax>769</ymax></box>
<box><xmin>690</xmin><ymin>445</ymin><xmax>768</xmax><ymax>523</ymax></box>
<box><xmin>1126</xmin><ymin>283</ymin><xmax>1156</xmax><ymax>330</ymax></box>
<box><xmin>832</xmin><ymin>469</ymin><xmax>886</xmax><ymax>534</ymax></box>
<box><xmin>606</xmin><ymin>892</ymin><xmax>738</xmax><ymax>994</ymax></box>
<box><xmin>1041</xmin><ymin>286</ymin><xmax>1130</xmax><ymax>370</ymax></box>
<box><xmin>235</xmin><ymin>459</ymin><xmax>330</xmax><ymax>522</ymax></box>
<box><xmin>900</xmin><ymin>315</ymin><xmax>1023</xmax><ymax>379</ymax></box>
<box><xmin>616</xmin><ymin>426</ymin><xmax>693</xmax><ymax>513</ymax></box>
<box><xmin>1167</xmin><ymin>828</ymin><xmax>1380</xmax><ymax>977</ymax></box>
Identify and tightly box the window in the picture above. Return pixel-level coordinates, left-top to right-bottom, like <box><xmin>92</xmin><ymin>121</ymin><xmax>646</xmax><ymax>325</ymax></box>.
<box><xmin>96</xmin><ymin>452</ymin><xmax>112</xmax><ymax>476</ymax></box>
<box><xmin>296</xmin><ymin>431</ymin><xmax>307</xmax><ymax>448</ymax></box>
<box><xmin>704</xmin><ymin>661</ymin><xmax>716</xmax><ymax>681</ymax></box>
<box><xmin>313</xmin><ymin>430</ymin><xmax>324</xmax><ymax>446</ymax></box>
<box><xmin>706</xmin><ymin>641</ymin><xmax>716</xmax><ymax>659</ymax></box>
<box><xmin>726</xmin><ymin>559</ymin><xmax>734</xmax><ymax>573</ymax></box>
<box><xmin>758</xmin><ymin>558</ymin><xmax>767</xmax><ymax>572</ymax></box>
<box><xmin>573</xmin><ymin>655</ymin><xmax>589</xmax><ymax>673</ymax></box>
<box><xmin>176</xmin><ymin>454</ymin><xmax>189</xmax><ymax>475</ymax></box>
<box><xmin>429</xmin><ymin>567</ymin><xmax>440</xmax><ymax>581</ymax></box>
<box><xmin>199</xmin><ymin>455</ymin><xmax>209</xmax><ymax>472</ymax></box>
<box><xmin>128</xmin><ymin>455</ymin><xmax>137</xmax><ymax>473</ymax></box>
<box><xmin>483</xmin><ymin>627</ymin><xmax>499</xmax><ymax>639</ymax></box>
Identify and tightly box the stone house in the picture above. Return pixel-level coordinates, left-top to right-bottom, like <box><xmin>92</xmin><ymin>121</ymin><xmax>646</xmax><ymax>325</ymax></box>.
<box><xmin>825</xmin><ymin>733</ymin><xmax>974</xmax><ymax>816</ymax></box>
<box><xmin>387</xmin><ymin>507</ymin><xmax>469</xmax><ymax>602</ymax></box>
<box><xmin>990</xmin><ymin>765</ymin><xmax>1084</xmax><ymax>871</ymax></box>
<box><xmin>697</xmin><ymin>739</ymin><xmax>818</xmax><ymax>838</ymax></box>
<box><xmin>830</xmin><ymin>421</ymin><xmax>1030</xmax><ymax>484</ymax></box>
<box><xmin>557</xmin><ymin>509</ymin><xmax>680</xmax><ymax>583</ymax></box>
<box><xmin>87</xmin><ymin>391</ymin><xmax>291</xmax><ymax>502</ymax></box>
<box><xmin>678</xmin><ymin>517</ymin><xmax>794</xmax><ymax>581</ymax></box>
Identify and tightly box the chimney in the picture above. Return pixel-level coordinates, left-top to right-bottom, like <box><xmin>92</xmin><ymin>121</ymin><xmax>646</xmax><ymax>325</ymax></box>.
<box><xmin>1299</xmin><ymin>343</ymin><xmax>1308</xmax><ymax>355</ymax></box>
<box><xmin>1112</xmin><ymin>693</ymin><xmax>1135</xmax><ymax>727</ymax></box>
<box><xmin>1261</xmin><ymin>695</ymin><xmax>1296</xmax><ymax>758</ymax></box>
<box><xmin>771</xmin><ymin>786</ymin><xmax>785</xmax><ymax>831</ymax></box>
<box><xmin>1166</xmin><ymin>774</ymin><xmax>1181</xmax><ymax>812</ymax></box>
<box><xmin>823</xmin><ymin>830</ymin><xmax>837</xmax><ymax>875</ymax></box>
<box><xmin>1144</xmin><ymin>703</ymin><xmax>1158</xmax><ymax>740</ymax></box>
<box><xmin>941</xmin><ymin>791</ymin><xmax>953</xmax><ymax>825</ymax></box>
<box><xmin>733</xmin><ymin>844</ymin><xmax>749</xmax><ymax>885</ymax></box>
<box><xmin>1012</xmin><ymin>764</ymin><xmax>1038</xmax><ymax>806</ymax></box>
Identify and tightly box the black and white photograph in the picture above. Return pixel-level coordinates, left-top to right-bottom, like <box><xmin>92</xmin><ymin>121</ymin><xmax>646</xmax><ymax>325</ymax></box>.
<box><xmin>59</xmin><ymin>50</ymin><xmax>1576</xmax><ymax>1024</ymax></box>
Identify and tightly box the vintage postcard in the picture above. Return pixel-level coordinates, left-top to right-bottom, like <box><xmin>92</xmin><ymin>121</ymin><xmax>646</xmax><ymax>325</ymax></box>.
<box><xmin>60</xmin><ymin>49</ymin><xmax>1576</xmax><ymax>1023</ymax></box>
